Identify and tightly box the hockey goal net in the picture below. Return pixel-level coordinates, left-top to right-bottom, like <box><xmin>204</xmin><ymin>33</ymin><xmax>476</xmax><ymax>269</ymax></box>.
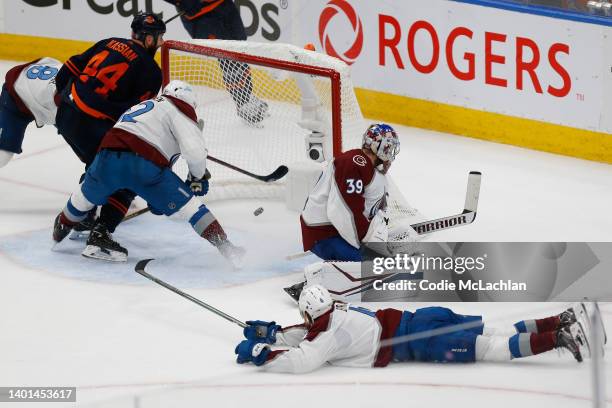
<box><xmin>162</xmin><ymin>40</ymin><xmax>423</xmax><ymax>232</ymax></box>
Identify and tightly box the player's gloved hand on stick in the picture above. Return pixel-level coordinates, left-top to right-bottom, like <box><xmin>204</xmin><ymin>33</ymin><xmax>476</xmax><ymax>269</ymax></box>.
<box><xmin>235</xmin><ymin>339</ymin><xmax>270</xmax><ymax>366</ymax></box>
<box><xmin>186</xmin><ymin>172</ymin><xmax>209</xmax><ymax>196</ymax></box>
<box><xmin>244</xmin><ymin>320</ymin><xmax>281</xmax><ymax>344</ymax></box>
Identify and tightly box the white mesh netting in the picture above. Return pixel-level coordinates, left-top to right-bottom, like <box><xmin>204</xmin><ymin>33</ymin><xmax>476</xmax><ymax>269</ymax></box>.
<box><xmin>164</xmin><ymin>40</ymin><xmax>424</xmax><ymax>235</ymax></box>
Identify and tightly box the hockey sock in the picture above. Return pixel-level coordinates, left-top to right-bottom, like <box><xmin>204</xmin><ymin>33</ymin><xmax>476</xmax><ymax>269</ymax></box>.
<box><xmin>508</xmin><ymin>332</ymin><xmax>556</xmax><ymax>359</ymax></box>
<box><xmin>189</xmin><ymin>205</ymin><xmax>228</xmax><ymax>246</ymax></box>
<box><xmin>475</xmin><ymin>335</ymin><xmax>512</xmax><ymax>361</ymax></box>
<box><xmin>99</xmin><ymin>189</ymin><xmax>136</xmax><ymax>233</ymax></box>
<box><xmin>62</xmin><ymin>191</ymin><xmax>95</xmax><ymax>225</ymax></box>
<box><xmin>514</xmin><ymin>316</ymin><xmax>560</xmax><ymax>334</ymax></box>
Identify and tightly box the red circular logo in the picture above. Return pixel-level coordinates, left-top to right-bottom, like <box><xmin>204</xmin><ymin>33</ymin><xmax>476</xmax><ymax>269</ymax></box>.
<box><xmin>318</xmin><ymin>0</ymin><xmax>363</xmax><ymax>65</ymax></box>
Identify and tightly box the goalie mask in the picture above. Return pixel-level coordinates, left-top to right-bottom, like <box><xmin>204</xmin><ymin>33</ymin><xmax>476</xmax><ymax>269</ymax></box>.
<box><xmin>163</xmin><ymin>80</ymin><xmax>198</xmax><ymax>111</ymax></box>
<box><xmin>298</xmin><ymin>284</ymin><xmax>333</xmax><ymax>326</ymax></box>
<box><xmin>362</xmin><ymin>124</ymin><xmax>400</xmax><ymax>174</ymax></box>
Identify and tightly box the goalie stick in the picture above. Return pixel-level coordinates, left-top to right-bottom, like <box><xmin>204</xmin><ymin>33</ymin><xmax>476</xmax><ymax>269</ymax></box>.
<box><xmin>135</xmin><ymin>259</ymin><xmax>247</xmax><ymax>329</ymax></box>
<box><xmin>285</xmin><ymin>171</ymin><xmax>482</xmax><ymax>260</ymax></box>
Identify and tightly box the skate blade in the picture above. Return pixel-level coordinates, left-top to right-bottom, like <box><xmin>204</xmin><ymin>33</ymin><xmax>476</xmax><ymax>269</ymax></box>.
<box><xmin>82</xmin><ymin>245</ymin><xmax>127</xmax><ymax>262</ymax></box>
<box><xmin>69</xmin><ymin>230</ymin><xmax>90</xmax><ymax>241</ymax></box>
<box><xmin>570</xmin><ymin>321</ymin><xmax>591</xmax><ymax>359</ymax></box>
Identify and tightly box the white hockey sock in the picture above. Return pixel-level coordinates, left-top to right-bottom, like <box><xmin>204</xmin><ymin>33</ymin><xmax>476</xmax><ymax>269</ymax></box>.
<box><xmin>0</xmin><ymin>150</ymin><xmax>14</xmax><ymax>168</ymax></box>
<box><xmin>63</xmin><ymin>189</ymin><xmax>95</xmax><ymax>224</ymax></box>
<box><xmin>475</xmin><ymin>335</ymin><xmax>512</xmax><ymax>362</ymax></box>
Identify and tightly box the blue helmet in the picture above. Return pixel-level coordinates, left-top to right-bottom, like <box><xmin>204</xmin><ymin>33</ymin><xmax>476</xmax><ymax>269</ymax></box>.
<box><xmin>362</xmin><ymin>123</ymin><xmax>400</xmax><ymax>163</ymax></box>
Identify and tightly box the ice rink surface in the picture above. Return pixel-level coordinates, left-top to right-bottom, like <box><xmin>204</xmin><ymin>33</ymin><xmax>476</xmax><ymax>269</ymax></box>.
<box><xmin>0</xmin><ymin>60</ymin><xmax>610</xmax><ymax>407</ymax></box>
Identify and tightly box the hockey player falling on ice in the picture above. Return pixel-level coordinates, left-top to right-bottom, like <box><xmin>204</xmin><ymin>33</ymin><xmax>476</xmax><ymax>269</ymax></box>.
<box><xmin>52</xmin><ymin>80</ymin><xmax>245</xmax><ymax>267</ymax></box>
<box><xmin>300</xmin><ymin>123</ymin><xmax>401</xmax><ymax>262</ymax></box>
<box><xmin>162</xmin><ymin>0</ymin><xmax>269</xmax><ymax>125</ymax></box>
<box><xmin>54</xmin><ymin>13</ymin><xmax>165</xmax><ymax>261</ymax></box>
<box><xmin>0</xmin><ymin>57</ymin><xmax>62</xmax><ymax>168</ymax></box>
<box><xmin>234</xmin><ymin>285</ymin><xmax>588</xmax><ymax>373</ymax></box>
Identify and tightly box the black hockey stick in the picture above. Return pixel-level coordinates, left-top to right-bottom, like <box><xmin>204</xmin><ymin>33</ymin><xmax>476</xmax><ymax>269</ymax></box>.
<box><xmin>135</xmin><ymin>259</ymin><xmax>247</xmax><ymax>328</ymax></box>
<box><xmin>164</xmin><ymin>11</ymin><xmax>185</xmax><ymax>25</ymax></box>
<box><xmin>411</xmin><ymin>171</ymin><xmax>481</xmax><ymax>235</ymax></box>
<box><xmin>208</xmin><ymin>155</ymin><xmax>289</xmax><ymax>182</ymax></box>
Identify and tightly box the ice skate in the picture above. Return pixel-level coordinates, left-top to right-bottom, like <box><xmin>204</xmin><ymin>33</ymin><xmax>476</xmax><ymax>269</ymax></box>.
<box><xmin>237</xmin><ymin>95</ymin><xmax>269</xmax><ymax>126</ymax></box>
<box><xmin>555</xmin><ymin>325</ymin><xmax>585</xmax><ymax>362</ymax></box>
<box><xmin>52</xmin><ymin>214</ymin><xmax>73</xmax><ymax>244</ymax></box>
<box><xmin>82</xmin><ymin>221</ymin><xmax>128</xmax><ymax>262</ymax></box>
<box><xmin>283</xmin><ymin>281</ymin><xmax>305</xmax><ymax>303</ymax></box>
<box><xmin>69</xmin><ymin>209</ymin><xmax>96</xmax><ymax>240</ymax></box>
<box><xmin>218</xmin><ymin>241</ymin><xmax>246</xmax><ymax>270</ymax></box>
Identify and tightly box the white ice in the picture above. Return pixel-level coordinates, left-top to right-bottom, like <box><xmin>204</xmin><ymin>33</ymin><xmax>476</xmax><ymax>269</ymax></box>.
<box><xmin>0</xmin><ymin>60</ymin><xmax>610</xmax><ymax>408</ymax></box>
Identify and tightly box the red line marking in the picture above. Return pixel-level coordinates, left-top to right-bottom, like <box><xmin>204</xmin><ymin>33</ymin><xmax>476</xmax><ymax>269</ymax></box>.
<box><xmin>74</xmin><ymin>380</ymin><xmax>609</xmax><ymax>403</ymax></box>
<box><xmin>0</xmin><ymin>176</ymin><xmax>71</xmax><ymax>196</ymax></box>
<box><xmin>12</xmin><ymin>144</ymin><xmax>68</xmax><ymax>162</ymax></box>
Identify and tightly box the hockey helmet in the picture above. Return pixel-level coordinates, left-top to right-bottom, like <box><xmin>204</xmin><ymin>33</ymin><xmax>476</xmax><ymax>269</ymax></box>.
<box><xmin>362</xmin><ymin>124</ymin><xmax>400</xmax><ymax>163</ymax></box>
<box><xmin>131</xmin><ymin>13</ymin><xmax>166</xmax><ymax>42</ymax></box>
<box><xmin>163</xmin><ymin>80</ymin><xmax>197</xmax><ymax>110</ymax></box>
<box><xmin>298</xmin><ymin>284</ymin><xmax>333</xmax><ymax>325</ymax></box>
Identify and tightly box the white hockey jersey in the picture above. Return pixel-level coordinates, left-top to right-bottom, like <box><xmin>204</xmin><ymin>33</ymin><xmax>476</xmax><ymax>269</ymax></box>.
<box><xmin>262</xmin><ymin>303</ymin><xmax>402</xmax><ymax>374</ymax></box>
<box><xmin>100</xmin><ymin>95</ymin><xmax>207</xmax><ymax>179</ymax></box>
<box><xmin>7</xmin><ymin>57</ymin><xmax>61</xmax><ymax>126</ymax></box>
<box><xmin>301</xmin><ymin>149</ymin><xmax>388</xmax><ymax>250</ymax></box>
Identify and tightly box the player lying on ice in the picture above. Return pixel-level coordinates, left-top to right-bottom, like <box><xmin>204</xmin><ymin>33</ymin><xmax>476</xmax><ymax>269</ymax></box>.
<box><xmin>52</xmin><ymin>80</ymin><xmax>245</xmax><ymax>267</ymax></box>
<box><xmin>234</xmin><ymin>285</ymin><xmax>588</xmax><ymax>373</ymax></box>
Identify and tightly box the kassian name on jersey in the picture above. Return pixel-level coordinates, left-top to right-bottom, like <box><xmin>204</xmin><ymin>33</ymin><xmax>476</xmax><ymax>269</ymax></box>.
<box><xmin>373</xmin><ymin>279</ymin><xmax>527</xmax><ymax>292</ymax></box>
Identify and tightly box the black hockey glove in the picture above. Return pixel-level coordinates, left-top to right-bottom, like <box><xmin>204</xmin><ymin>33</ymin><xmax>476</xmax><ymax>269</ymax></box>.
<box><xmin>186</xmin><ymin>170</ymin><xmax>210</xmax><ymax>197</ymax></box>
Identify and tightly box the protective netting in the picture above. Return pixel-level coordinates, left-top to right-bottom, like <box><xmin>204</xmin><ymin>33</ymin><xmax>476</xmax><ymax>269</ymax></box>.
<box><xmin>164</xmin><ymin>40</ymin><xmax>424</xmax><ymax>234</ymax></box>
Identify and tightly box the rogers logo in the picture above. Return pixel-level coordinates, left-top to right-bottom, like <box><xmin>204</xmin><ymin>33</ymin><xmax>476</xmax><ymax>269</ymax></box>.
<box><xmin>318</xmin><ymin>0</ymin><xmax>363</xmax><ymax>65</ymax></box>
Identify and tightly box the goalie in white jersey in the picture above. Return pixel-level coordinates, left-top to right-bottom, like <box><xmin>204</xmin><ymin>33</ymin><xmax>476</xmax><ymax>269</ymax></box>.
<box><xmin>234</xmin><ymin>285</ymin><xmax>588</xmax><ymax>373</ymax></box>
<box><xmin>52</xmin><ymin>80</ymin><xmax>244</xmax><ymax>266</ymax></box>
<box><xmin>0</xmin><ymin>57</ymin><xmax>62</xmax><ymax>168</ymax></box>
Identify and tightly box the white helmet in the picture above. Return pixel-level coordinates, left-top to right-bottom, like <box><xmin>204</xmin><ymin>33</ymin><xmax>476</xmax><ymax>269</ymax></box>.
<box><xmin>163</xmin><ymin>80</ymin><xmax>197</xmax><ymax>110</ymax></box>
<box><xmin>298</xmin><ymin>284</ymin><xmax>333</xmax><ymax>323</ymax></box>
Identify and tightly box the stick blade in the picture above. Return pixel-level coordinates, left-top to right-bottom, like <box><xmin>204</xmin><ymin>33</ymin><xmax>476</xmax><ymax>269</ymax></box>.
<box><xmin>135</xmin><ymin>258</ymin><xmax>154</xmax><ymax>274</ymax></box>
<box><xmin>265</xmin><ymin>165</ymin><xmax>289</xmax><ymax>182</ymax></box>
<box><xmin>464</xmin><ymin>171</ymin><xmax>482</xmax><ymax>213</ymax></box>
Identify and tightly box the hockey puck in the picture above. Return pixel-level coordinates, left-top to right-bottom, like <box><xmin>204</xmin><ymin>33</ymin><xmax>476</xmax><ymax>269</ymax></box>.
<box><xmin>253</xmin><ymin>207</ymin><xmax>264</xmax><ymax>216</ymax></box>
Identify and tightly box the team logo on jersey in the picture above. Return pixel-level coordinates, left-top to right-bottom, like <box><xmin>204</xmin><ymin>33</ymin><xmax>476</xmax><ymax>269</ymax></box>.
<box><xmin>168</xmin><ymin>202</ymin><xmax>176</xmax><ymax>210</ymax></box>
<box><xmin>318</xmin><ymin>0</ymin><xmax>363</xmax><ymax>65</ymax></box>
<box><xmin>352</xmin><ymin>155</ymin><xmax>367</xmax><ymax>167</ymax></box>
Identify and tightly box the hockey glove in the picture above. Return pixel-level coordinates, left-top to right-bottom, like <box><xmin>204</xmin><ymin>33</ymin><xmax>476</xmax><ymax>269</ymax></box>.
<box><xmin>244</xmin><ymin>320</ymin><xmax>281</xmax><ymax>344</ymax></box>
<box><xmin>235</xmin><ymin>339</ymin><xmax>271</xmax><ymax>366</ymax></box>
<box><xmin>186</xmin><ymin>173</ymin><xmax>209</xmax><ymax>196</ymax></box>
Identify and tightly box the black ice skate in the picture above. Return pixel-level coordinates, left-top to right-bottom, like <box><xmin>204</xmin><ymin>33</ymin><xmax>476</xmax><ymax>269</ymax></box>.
<box><xmin>82</xmin><ymin>221</ymin><xmax>128</xmax><ymax>262</ymax></box>
<box><xmin>237</xmin><ymin>95</ymin><xmax>269</xmax><ymax>126</ymax></box>
<box><xmin>218</xmin><ymin>241</ymin><xmax>246</xmax><ymax>270</ymax></box>
<box><xmin>555</xmin><ymin>325</ymin><xmax>586</xmax><ymax>362</ymax></box>
<box><xmin>69</xmin><ymin>209</ymin><xmax>96</xmax><ymax>240</ymax></box>
<box><xmin>558</xmin><ymin>307</ymin><xmax>577</xmax><ymax>328</ymax></box>
<box><xmin>53</xmin><ymin>214</ymin><xmax>73</xmax><ymax>243</ymax></box>
<box><xmin>283</xmin><ymin>281</ymin><xmax>305</xmax><ymax>303</ymax></box>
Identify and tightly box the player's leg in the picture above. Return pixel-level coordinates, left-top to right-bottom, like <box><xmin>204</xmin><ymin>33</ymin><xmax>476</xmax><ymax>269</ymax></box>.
<box><xmin>0</xmin><ymin>84</ymin><xmax>33</xmax><ymax>167</ymax></box>
<box><xmin>513</xmin><ymin>307</ymin><xmax>576</xmax><ymax>334</ymax></box>
<box><xmin>310</xmin><ymin>236</ymin><xmax>362</xmax><ymax>261</ymax></box>
<box><xmin>136</xmin><ymin>163</ymin><xmax>245</xmax><ymax>268</ymax></box>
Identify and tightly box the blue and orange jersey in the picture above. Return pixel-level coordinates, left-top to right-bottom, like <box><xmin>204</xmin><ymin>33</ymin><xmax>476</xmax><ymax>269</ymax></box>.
<box><xmin>163</xmin><ymin>0</ymin><xmax>226</xmax><ymax>20</ymax></box>
<box><xmin>56</xmin><ymin>37</ymin><xmax>162</xmax><ymax>121</ymax></box>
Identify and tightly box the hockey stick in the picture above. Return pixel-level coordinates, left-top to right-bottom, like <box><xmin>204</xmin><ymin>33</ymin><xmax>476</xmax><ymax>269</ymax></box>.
<box><xmin>135</xmin><ymin>259</ymin><xmax>247</xmax><ymax>328</ymax></box>
<box><xmin>411</xmin><ymin>171</ymin><xmax>481</xmax><ymax>235</ymax></box>
<box><xmin>208</xmin><ymin>155</ymin><xmax>289</xmax><ymax>182</ymax></box>
<box><xmin>284</xmin><ymin>171</ymin><xmax>482</xmax><ymax>260</ymax></box>
<box><xmin>164</xmin><ymin>11</ymin><xmax>185</xmax><ymax>25</ymax></box>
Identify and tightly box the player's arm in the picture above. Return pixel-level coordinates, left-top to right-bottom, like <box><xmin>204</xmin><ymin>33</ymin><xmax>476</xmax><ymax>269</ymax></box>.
<box><xmin>169</xmin><ymin>107</ymin><xmax>207</xmax><ymax>179</ymax></box>
<box><xmin>276</xmin><ymin>324</ymin><xmax>308</xmax><ymax>347</ymax></box>
<box><xmin>237</xmin><ymin>329</ymin><xmax>336</xmax><ymax>374</ymax></box>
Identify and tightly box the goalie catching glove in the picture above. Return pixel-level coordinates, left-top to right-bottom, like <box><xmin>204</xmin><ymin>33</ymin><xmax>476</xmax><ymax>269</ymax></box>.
<box><xmin>185</xmin><ymin>168</ymin><xmax>211</xmax><ymax>196</ymax></box>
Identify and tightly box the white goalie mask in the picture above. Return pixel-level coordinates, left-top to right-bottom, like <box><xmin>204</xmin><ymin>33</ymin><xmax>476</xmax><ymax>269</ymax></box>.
<box><xmin>298</xmin><ymin>284</ymin><xmax>333</xmax><ymax>325</ymax></box>
<box><xmin>163</xmin><ymin>80</ymin><xmax>197</xmax><ymax>110</ymax></box>
<box><xmin>362</xmin><ymin>124</ymin><xmax>400</xmax><ymax>174</ymax></box>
